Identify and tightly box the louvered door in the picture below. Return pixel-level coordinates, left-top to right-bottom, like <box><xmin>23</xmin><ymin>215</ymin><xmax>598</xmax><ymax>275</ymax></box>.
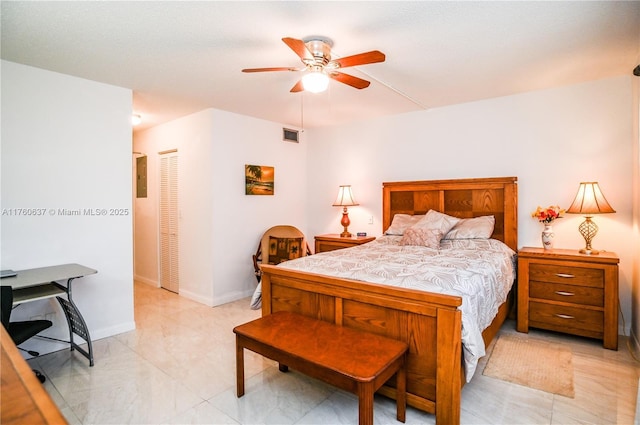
<box><xmin>159</xmin><ymin>151</ymin><xmax>179</xmax><ymax>293</ymax></box>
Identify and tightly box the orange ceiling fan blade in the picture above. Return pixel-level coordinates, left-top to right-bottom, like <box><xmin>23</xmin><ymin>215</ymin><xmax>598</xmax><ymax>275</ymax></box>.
<box><xmin>242</xmin><ymin>67</ymin><xmax>299</xmax><ymax>73</ymax></box>
<box><xmin>282</xmin><ymin>37</ymin><xmax>314</xmax><ymax>62</ymax></box>
<box><xmin>290</xmin><ymin>80</ymin><xmax>304</xmax><ymax>93</ymax></box>
<box><xmin>329</xmin><ymin>72</ymin><xmax>371</xmax><ymax>89</ymax></box>
<box><xmin>332</xmin><ymin>50</ymin><xmax>385</xmax><ymax>68</ymax></box>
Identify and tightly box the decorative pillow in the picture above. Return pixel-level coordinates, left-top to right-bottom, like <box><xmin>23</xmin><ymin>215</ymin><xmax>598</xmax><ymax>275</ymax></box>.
<box><xmin>444</xmin><ymin>215</ymin><xmax>495</xmax><ymax>240</ymax></box>
<box><xmin>268</xmin><ymin>236</ymin><xmax>304</xmax><ymax>264</ymax></box>
<box><xmin>400</xmin><ymin>210</ymin><xmax>460</xmax><ymax>248</ymax></box>
<box><xmin>384</xmin><ymin>214</ymin><xmax>425</xmax><ymax>235</ymax></box>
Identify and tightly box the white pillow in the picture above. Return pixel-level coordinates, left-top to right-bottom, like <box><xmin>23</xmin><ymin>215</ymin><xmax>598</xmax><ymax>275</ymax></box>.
<box><xmin>384</xmin><ymin>214</ymin><xmax>424</xmax><ymax>235</ymax></box>
<box><xmin>444</xmin><ymin>215</ymin><xmax>495</xmax><ymax>240</ymax></box>
<box><xmin>400</xmin><ymin>210</ymin><xmax>460</xmax><ymax>248</ymax></box>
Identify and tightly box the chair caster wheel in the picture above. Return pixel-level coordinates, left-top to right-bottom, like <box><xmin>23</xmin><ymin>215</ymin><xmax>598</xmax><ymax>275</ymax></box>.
<box><xmin>34</xmin><ymin>370</ymin><xmax>46</xmax><ymax>383</ymax></box>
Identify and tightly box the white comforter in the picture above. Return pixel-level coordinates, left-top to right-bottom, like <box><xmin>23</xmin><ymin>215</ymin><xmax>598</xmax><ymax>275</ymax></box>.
<box><xmin>274</xmin><ymin>236</ymin><xmax>516</xmax><ymax>381</ymax></box>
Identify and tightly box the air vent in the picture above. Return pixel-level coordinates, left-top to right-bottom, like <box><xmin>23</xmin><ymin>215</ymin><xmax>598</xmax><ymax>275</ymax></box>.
<box><xmin>283</xmin><ymin>128</ymin><xmax>299</xmax><ymax>143</ymax></box>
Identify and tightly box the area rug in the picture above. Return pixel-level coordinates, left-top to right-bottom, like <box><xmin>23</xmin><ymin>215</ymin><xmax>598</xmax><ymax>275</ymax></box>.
<box><xmin>482</xmin><ymin>334</ymin><xmax>575</xmax><ymax>398</ymax></box>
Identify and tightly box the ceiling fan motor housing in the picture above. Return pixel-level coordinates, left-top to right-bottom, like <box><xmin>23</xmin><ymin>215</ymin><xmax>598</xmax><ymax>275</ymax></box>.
<box><xmin>304</xmin><ymin>39</ymin><xmax>332</xmax><ymax>66</ymax></box>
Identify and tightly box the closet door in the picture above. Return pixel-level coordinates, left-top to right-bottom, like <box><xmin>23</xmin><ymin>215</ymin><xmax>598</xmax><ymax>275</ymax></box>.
<box><xmin>159</xmin><ymin>151</ymin><xmax>179</xmax><ymax>293</ymax></box>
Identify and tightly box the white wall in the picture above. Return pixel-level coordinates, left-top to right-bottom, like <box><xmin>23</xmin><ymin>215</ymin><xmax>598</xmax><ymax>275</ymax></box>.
<box><xmin>133</xmin><ymin>109</ymin><xmax>307</xmax><ymax>306</ymax></box>
<box><xmin>1</xmin><ymin>60</ymin><xmax>135</xmax><ymax>355</ymax></box>
<box><xmin>306</xmin><ymin>76</ymin><xmax>636</xmax><ymax>334</ymax></box>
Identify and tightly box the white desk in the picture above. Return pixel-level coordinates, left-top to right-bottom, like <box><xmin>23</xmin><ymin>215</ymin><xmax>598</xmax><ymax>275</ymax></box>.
<box><xmin>1</xmin><ymin>264</ymin><xmax>97</xmax><ymax>366</ymax></box>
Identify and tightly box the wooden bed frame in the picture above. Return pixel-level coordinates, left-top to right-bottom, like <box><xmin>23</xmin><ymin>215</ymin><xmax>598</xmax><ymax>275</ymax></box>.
<box><xmin>260</xmin><ymin>177</ymin><xmax>518</xmax><ymax>424</ymax></box>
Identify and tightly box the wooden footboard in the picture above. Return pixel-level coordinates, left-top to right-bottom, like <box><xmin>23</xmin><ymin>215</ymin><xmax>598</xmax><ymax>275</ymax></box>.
<box><xmin>260</xmin><ymin>264</ymin><xmax>464</xmax><ymax>424</ymax></box>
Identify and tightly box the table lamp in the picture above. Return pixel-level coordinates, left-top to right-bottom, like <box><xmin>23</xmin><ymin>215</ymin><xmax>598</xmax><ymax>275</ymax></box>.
<box><xmin>565</xmin><ymin>182</ymin><xmax>615</xmax><ymax>255</ymax></box>
<box><xmin>332</xmin><ymin>185</ymin><xmax>359</xmax><ymax>238</ymax></box>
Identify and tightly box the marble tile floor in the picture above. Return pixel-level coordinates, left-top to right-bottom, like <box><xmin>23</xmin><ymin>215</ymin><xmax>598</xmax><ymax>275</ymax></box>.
<box><xmin>28</xmin><ymin>281</ymin><xmax>640</xmax><ymax>424</ymax></box>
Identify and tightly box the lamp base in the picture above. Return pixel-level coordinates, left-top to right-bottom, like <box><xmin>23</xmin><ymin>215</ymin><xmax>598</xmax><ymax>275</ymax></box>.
<box><xmin>577</xmin><ymin>216</ymin><xmax>600</xmax><ymax>255</ymax></box>
<box><xmin>339</xmin><ymin>207</ymin><xmax>352</xmax><ymax>238</ymax></box>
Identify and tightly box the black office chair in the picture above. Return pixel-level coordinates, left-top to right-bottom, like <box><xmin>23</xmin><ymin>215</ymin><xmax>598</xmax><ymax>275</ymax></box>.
<box><xmin>1</xmin><ymin>285</ymin><xmax>52</xmax><ymax>383</ymax></box>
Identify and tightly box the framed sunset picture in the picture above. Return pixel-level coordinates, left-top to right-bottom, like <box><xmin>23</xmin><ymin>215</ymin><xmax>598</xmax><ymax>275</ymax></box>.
<box><xmin>245</xmin><ymin>164</ymin><xmax>274</xmax><ymax>195</ymax></box>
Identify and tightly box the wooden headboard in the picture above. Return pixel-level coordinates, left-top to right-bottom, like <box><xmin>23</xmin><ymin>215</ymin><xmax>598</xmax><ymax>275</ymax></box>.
<box><xmin>382</xmin><ymin>177</ymin><xmax>518</xmax><ymax>251</ymax></box>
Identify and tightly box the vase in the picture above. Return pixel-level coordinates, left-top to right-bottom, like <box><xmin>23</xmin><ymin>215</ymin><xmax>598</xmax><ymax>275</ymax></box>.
<box><xmin>541</xmin><ymin>224</ymin><xmax>555</xmax><ymax>250</ymax></box>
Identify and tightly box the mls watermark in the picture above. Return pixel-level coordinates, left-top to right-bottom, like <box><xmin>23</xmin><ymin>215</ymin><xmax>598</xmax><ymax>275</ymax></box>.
<box><xmin>1</xmin><ymin>208</ymin><xmax>130</xmax><ymax>217</ymax></box>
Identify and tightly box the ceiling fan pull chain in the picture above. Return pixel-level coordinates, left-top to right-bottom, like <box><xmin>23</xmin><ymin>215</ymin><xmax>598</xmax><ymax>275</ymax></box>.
<box><xmin>300</xmin><ymin>93</ymin><xmax>304</xmax><ymax>131</ymax></box>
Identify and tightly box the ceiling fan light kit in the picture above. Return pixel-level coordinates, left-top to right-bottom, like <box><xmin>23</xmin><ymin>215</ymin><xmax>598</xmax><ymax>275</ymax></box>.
<box><xmin>302</xmin><ymin>69</ymin><xmax>329</xmax><ymax>93</ymax></box>
<box><xmin>242</xmin><ymin>36</ymin><xmax>385</xmax><ymax>93</ymax></box>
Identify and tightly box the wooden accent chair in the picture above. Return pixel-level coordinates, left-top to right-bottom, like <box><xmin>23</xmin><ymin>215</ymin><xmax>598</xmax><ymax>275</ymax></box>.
<box><xmin>250</xmin><ymin>225</ymin><xmax>311</xmax><ymax>310</ymax></box>
<box><xmin>252</xmin><ymin>225</ymin><xmax>312</xmax><ymax>282</ymax></box>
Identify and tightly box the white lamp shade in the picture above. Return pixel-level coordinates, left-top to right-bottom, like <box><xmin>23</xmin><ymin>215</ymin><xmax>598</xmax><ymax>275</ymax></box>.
<box><xmin>333</xmin><ymin>185</ymin><xmax>359</xmax><ymax>207</ymax></box>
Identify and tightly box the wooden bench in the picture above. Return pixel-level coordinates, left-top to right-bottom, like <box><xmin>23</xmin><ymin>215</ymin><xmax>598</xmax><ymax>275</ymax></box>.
<box><xmin>234</xmin><ymin>311</ymin><xmax>408</xmax><ymax>425</ymax></box>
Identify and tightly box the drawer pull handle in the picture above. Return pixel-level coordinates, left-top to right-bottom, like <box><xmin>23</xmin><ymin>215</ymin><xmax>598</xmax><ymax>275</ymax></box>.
<box><xmin>554</xmin><ymin>291</ymin><xmax>575</xmax><ymax>296</ymax></box>
<box><xmin>555</xmin><ymin>273</ymin><xmax>575</xmax><ymax>278</ymax></box>
<box><xmin>555</xmin><ymin>314</ymin><xmax>574</xmax><ymax>319</ymax></box>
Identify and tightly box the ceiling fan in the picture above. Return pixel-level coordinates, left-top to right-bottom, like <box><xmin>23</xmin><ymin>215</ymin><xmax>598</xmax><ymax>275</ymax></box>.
<box><xmin>242</xmin><ymin>37</ymin><xmax>386</xmax><ymax>93</ymax></box>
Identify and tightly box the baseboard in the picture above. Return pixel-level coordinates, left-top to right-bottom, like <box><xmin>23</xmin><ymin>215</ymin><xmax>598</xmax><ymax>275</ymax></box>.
<box><xmin>211</xmin><ymin>289</ymin><xmax>255</xmax><ymax>307</ymax></box>
<box><xmin>91</xmin><ymin>321</ymin><xmax>136</xmax><ymax>340</ymax></box>
<box><xmin>134</xmin><ymin>274</ymin><xmax>158</xmax><ymax>287</ymax></box>
<box><xmin>178</xmin><ymin>287</ymin><xmax>255</xmax><ymax>307</ymax></box>
<box><xmin>178</xmin><ymin>288</ymin><xmax>214</xmax><ymax>306</ymax></box>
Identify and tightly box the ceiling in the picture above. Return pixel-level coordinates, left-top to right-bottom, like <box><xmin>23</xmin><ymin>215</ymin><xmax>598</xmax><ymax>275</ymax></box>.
<box><xmin>2</xmin><ymin>1</ymin><xmax>639</xmax><ymax>133</ymax></box>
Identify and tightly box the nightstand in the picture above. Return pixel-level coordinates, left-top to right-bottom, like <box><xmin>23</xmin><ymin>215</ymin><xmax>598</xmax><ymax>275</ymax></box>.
<box><xmin>516</xmin><ymin>247</ymin><xmax>619</xmax><ymax>350</ymax></box>
<box><xmin>314</xmin><ymin>234</ymin><xmax>376</xmax><ymax>253</ymax></box>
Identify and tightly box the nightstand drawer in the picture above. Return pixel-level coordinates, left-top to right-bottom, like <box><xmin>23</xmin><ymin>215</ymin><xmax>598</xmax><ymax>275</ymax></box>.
<box><xmin>529</xmin><ymin>281</ymin><xmax>603</xmax><ymax>307</ymax></box>
<box><xmin>314</xmin><ymin>234</ymin><xmax>376</xmax><ymax>254</ymax></box>
<box><xmin>530</xmin><ymin>301</ymin><xmax>603</xmax><ymax>337</ymax></box>
<box><xmin>529</xmin><ymin>263</ymin><xmax>603</xmax><ymax>287</ymax></box>
<box><xmin>316</xmin><ymin>241</ymin><xmax>350</xmax><ymax>253</ymax></box>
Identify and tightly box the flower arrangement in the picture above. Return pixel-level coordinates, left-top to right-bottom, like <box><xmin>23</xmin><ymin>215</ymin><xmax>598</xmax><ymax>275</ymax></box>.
<box><xmin>531</xmin><ymin>205</ymin><xmax>565</xmax><ymax>224</ymax></box>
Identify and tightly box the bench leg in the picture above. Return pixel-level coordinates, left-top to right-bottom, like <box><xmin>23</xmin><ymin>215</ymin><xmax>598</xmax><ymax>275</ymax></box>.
<box><xmin>396</xmin><ymin>361</ymin><xmax>406</xmax><ymax>423</ymax></box>
<box><xmin>278</xmin><ymin>363</ymin><xmax>288</xmax><ymax>372</ymax></box>
<box><xmin>357</xmin><ymin>382</ymin><xmax>374</xmax><ymax>425</ymax></box>
<box><xmin>236</xmin><ymin>337</ymin><xmax>245</xmax><ymax>397</ymax></box>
